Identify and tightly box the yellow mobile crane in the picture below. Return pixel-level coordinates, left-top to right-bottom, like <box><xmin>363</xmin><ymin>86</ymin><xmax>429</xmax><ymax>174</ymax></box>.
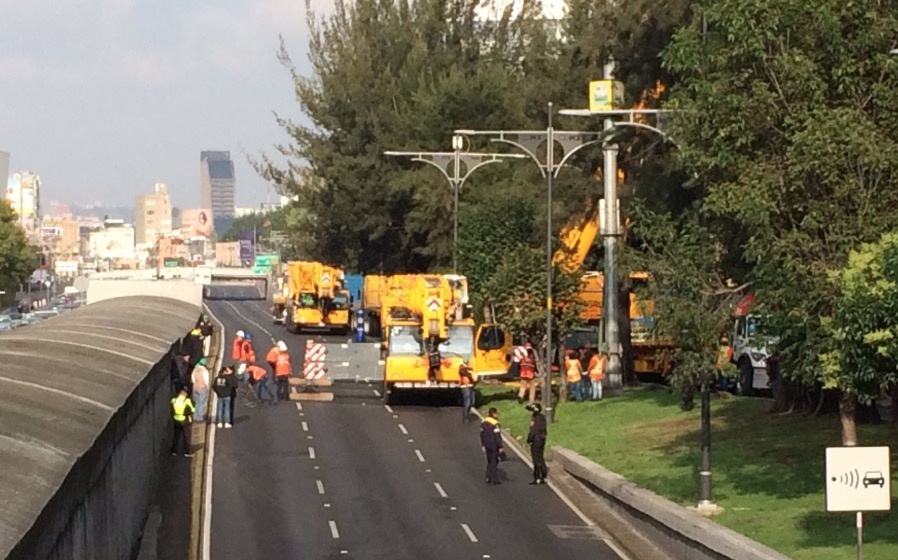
<box><xmin>380</xmin><ymin>274</ymin><xmax>510</xmax><ymax>404</ymax></box>
<box><xmin>554</xmin><ymin>204</ymin><xmax>674</xmax><ymax>378</ymax></box>
<box><xmin>284</xmin><ymin>261</ymin><xmax>352</xmax><ymax>335</ymax></box>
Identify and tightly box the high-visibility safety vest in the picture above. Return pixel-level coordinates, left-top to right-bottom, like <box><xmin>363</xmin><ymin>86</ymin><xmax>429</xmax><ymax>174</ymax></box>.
<box><xmin>565</xmin><ymin>356</ymin><xmax>582</xmax><ymax>383</ymax></box>
<box><xmin>459</xmin><ymin>364</ymin><xmax>474</xmax><ymax>387</ymax></box>
<box><xmin>588</xmin><ymin>354</ymin><xmax>606</xmax><ymax>381</ymax></box>
<box><xmin>231</xmin><ymin>337</ymin><xmax>243</xmax><ymax>360</ymax></box>
<box><xmin>715</xmin><ymin>345</ymin><xmax>733</xmax><ymax>370</ymax></box>
<box><xmin>519</xmin><ymin>352</ymin><xmax>536</xmax><ymax>380</ymax></box>
<box><xmin>171</xmin><ymin>395</ymin><xmax>195</xmax><ymax>422</ymax></box>
<box><xmin>266</xmin><ymin>346</ymin><xmax>279</xmax><ymax>365</ymax></box>
<box><xmin>241</xmin><ymin>341</ymin><xmax>256</xmax><ymax>364</ymax></box>
<box><xmin>247</xmin><ymin>365</ymin><xmax>267</xmax><ymax>381</ymax></box>
<box><xmin>275</xmin><ymin>352</ymin><xmax>292</xmax><ymax>376</ymax></box>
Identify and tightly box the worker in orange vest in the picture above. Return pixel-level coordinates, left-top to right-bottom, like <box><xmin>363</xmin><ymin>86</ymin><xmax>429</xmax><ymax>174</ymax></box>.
<box><xmin>516</xmin><ymin>342</ymin><xmax>537</xmax><ymax>405</ymax></box>
<box><xmin>246</xmin><ymin>363</ymin><xmax>274</xmax><ymax>404</ymax></box>
<box><xmin>231</xmin><ymin>330</ymin><xmax>246</xmax><ymax>361</ymax></box>
<box><xmin>587</xmin><ymin>350</ymin><xmax>607</xmax><ymax>401</ymax></box>
<box><xmin>564</xmin><ymin>349</ymin><xmax>584</xmax><ymax>402</ymax></box>
<box><xmin>274</xmin><ymin>341</ymin><xmax>292</xmax><ymax>402</ymax></box>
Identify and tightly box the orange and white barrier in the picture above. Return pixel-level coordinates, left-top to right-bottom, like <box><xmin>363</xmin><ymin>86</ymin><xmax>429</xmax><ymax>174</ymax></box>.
<box><xmin>303</xmin><ymin>340</ymin><xmax>328</xmax><ymax>380</ymax></box>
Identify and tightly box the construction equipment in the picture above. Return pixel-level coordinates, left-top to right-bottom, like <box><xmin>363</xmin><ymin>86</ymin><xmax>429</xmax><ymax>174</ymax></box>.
<box><xmin>553</xmin><ymin>204</ymin><xmax>675</xmax><ymax>378</ymax></box>
<box><xmin>270</xmin><ymin>273</ymin><xmax>289</xmax><ymax>324</ymax></box>
<box><xmin>379</xmin><ymin>273</ymin><xmax>510</xmax><ymax>403</ymax></box>
<box><xmin>284</xmin><ymin>261</ymin><xmax>351</xmax><ymax>335</ymax></box>
<box><xmin>361</xmin><ymin>274</ymin><xmax>390</xmax><ymax>337</ymax></box>
<box><xmin>730</xmin><ymin>294</ymin><xmax>776</xmax><ymax>395</ymax></box>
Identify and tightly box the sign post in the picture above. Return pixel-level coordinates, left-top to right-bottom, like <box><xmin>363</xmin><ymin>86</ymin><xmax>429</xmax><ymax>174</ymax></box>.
<box><xmin>825</xmin><ymin>446</ymin><xmax>891</xmax><ymax>560</ymax></box>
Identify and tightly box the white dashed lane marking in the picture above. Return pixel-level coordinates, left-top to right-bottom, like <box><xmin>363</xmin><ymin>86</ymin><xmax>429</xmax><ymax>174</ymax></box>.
<box><xmin>329</xmin><ymin>520</ymin><xmax>340</xmax><ymax>539</ymax></box>
<box><xmin>308</xmin><ymin>447</ymin><xmax>316</xmax><ymax>459</ymax></box>
<box><xmin>461</xmin><ymin>523</ymin><xmax>478</xmax><ymax>543</ymax></box>
<box><xmin>415</xmin><ymin>449</ymin><xmax>426</xmax><ymax>462</ymax></box>
<box><xmin>398</xmin><ymin>423</ymin><xmax>408</xmax><ymax>435</ymax></box>
<box><xmin>434</xmin><ymin>482</ymin><xmax>447</xmax><ymax>498</ymax></box>
<box><xmin>316</xmin><ymin>480</ymin><xmax>325</xmax><ymax>495</ymax></box>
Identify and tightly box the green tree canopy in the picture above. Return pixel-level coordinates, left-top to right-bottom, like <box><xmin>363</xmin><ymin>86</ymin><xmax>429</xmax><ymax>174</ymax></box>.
<box><xmin>0</xmin><ymin>201</ymin><xmax>35</xmax><ymax>306</ymax></box>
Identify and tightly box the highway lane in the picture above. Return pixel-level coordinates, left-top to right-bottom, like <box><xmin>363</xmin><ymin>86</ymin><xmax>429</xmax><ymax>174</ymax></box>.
<box><xmin>205</xmin><ymin>298</ymin><xmax>626</xmax><ymax>559</ymax></box>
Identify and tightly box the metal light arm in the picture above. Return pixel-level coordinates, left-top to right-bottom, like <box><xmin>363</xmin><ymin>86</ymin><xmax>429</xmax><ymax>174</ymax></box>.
<box><xmin>408</xmin><ymin>156</ymin><xmax>454</xmax><ymax>185</ymax></box>
<box><xmin>553</xmin><ymin>139</ymin><xmax>602</xmax><ymax>178</ymax></box>
<box><xmin>456</xmin><ymin>157</ymin><xmax>511</xmax><ymax>191</ymax></box>
<box><xmin>488</xmin><ymin>138</ymin><xmax>547</xmax><ymax>177</ymax></box>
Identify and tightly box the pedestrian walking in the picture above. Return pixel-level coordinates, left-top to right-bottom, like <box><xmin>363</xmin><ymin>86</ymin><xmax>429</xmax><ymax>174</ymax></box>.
<box><xmin>191</xmin><ymin>358</ymin><xmax>211</xmax><ymax>422</ymax></box>
<box><xmin>212</xmin><ymin>365</ymin><xmax>237</xmax><ymax>428</ymax></box>
<box><xmin>526</xmin><ymin>403</ymin><xmax>548</xmax><ymax>484</ymax></box>
<box><xmin>273</xmin><ymin>340</ymin><xmax>292</xmax><ymax>401</ymax></box>
<box><xmin>171</xmin><ymin>388</ymin><xmax>195</xmax><ymax>457</ymax></box>
<box><xmin>459</xmin><ymin>359</ymin><xmax>476</xmax><ymax>423</ymax></box>
<box><xmin>480</xmin><ymin>407</ymin><xmax>505</xmax><ymax>485</ymax></box>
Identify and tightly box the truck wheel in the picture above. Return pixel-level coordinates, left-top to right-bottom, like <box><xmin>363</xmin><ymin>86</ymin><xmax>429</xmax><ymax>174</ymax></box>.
<box><xmin>737</xmin><ymin>360</ymin><xmax>754</xmax><ymax>397</ymax></box>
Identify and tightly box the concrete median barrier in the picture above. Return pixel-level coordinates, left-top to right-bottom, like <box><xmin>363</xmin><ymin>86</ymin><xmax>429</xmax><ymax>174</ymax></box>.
<box><xmin>0</xmin><ymin>296</ymin><xmax>200</xmax><ymax>560</ymax></box>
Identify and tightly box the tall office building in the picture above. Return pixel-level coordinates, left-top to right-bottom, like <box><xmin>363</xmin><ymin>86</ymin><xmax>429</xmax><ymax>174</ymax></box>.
<box><xmin>6</xmin><ymin>170</ymin><xmax>41</xmax><ymax>238</ymax></box>
<box><xmin>199</xmin><ymin>151</ymin><xmax>236</xmax><ymax>234</ymax></box>
<box><xmin>135</xmin><ymin>183</ymin><xmax>173</xmax><ymax>245</ymax></box>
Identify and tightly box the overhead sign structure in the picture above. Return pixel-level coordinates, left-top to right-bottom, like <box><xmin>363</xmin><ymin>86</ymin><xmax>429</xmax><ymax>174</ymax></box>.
<box><xmin>825</xmin><ymin>446</ymin><xmax>891</xmax><ymax>512</ymax></box>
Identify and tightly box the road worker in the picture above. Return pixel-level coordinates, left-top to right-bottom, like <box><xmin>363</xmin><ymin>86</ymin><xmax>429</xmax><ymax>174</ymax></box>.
<box><xmin>526</xmin><ymin>402</ymin><xmax>548</xmax><ymax>485</ymax></box>
<box><xmin>232</xmin><ymin>330</ymin><xmax>246</xmax><ymax>361</ymax></box>
<box><xmin>274</xmin><ymin>340</ymin><xmax>292</xmax><ymax>401</ymax></box>
<box><xmin>565</xmin><ymin>349</ymin><xmax>584</xmax><ymax>402</ymax></box>
<box><xmin>459</xmin><ymin>359</ymin><xmax>476</xmax><ymax>423</ymax></box>
<box><xmin>517</xmin><ymin>342</ymin><xmax>537</xmax><ymax>405</ymax></box>
<box><xmin>247</xmin><ymin>363</ymin><xmax>275</xmax><ymax>404</ymax></box>
<box><xmin>171</xmin><ymin>388</ymin><xmax>195</xmax><ymax>457</ymax></box>
<box><xmin>426</xmin><ymin>336</ymin><xmax>441</xmax><ymax>383</ymax></box>
<box><xmin>241</xmin><ymin>331</ymin><xmax>257</xmax><ymax>365</ymax></box>
<box><xmin>265</xmin><ymin>339</ymin><xmax>280</xmax><ymax>372</ymax></box>
<box><xmin>480</xmin><ymin>407</ymin><xmax>505</xmax><ymax>485</ymax></box>
<box><xmin>587</xmin><ymin>349</ymin><xmax>607</xmax><ymax>401</ymax></box>
<box><xmin>196</xmin><ymin>313</ymin><xmax>214</xmax><ymax>356</ymax></box>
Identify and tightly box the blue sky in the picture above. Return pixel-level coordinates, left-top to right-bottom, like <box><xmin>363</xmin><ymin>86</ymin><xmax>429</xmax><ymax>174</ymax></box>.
<box><xmin>0</xmin><ymin>0</ymin><xmax>333</xmax><ymax>210</ymax></box>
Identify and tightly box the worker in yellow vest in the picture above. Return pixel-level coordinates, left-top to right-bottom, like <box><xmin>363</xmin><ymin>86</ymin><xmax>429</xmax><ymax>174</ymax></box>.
<box><xmin>587</xmin><ymin>350</ymin><xmax>607</xmax><ymax>401</ymax></box>
<box><xmin>715</xmin><ymin>336</ymin><xmax>734</xmax><ymax>391</ymax></box>
<box><xmin>564</xmin><ymin>349</ymin><xmax>584</xmax><ymax>402</ymax></box>
<box><xmin>171</xmin><ymin>388</ymin><xmax>196</xmax><ymax>457</ymax></box>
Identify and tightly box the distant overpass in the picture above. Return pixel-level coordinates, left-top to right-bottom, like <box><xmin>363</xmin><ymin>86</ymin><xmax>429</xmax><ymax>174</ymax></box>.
<box><xmin>84</xmin><ymin>267</ymin><xmax>272</xmax><ymax>304</ymax></box>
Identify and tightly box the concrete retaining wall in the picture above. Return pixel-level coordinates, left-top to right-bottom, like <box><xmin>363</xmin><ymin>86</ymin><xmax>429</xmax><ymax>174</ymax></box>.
<box><xmin>552</xmin><ymin>447</ymin><xmax>793</xmax><ymax>560</ymax></box>
<box><xmin>1</xmin><ymin>297</ymin><xmax>200</xmax><ymax>560</ymax></box>
<box><xmin>87</xmin><ymin>279</ymin><xmax>203</xmax><ymax>307</ymax></box>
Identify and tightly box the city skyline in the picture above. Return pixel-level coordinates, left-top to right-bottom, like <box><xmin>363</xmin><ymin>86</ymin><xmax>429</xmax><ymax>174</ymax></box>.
<box><xmin>0</xmin><ymin>0</ymin><xmax>336</xmax><ymax>210</ymax></box>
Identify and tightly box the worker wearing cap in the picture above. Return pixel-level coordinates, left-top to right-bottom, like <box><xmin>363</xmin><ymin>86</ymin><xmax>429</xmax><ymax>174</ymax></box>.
<box><xmin>459</xmin><ymin>359</ymin><xmax>476</xmax><ymax>423</ymax></box>
<box><xmin>274</xmin><ymin>340</ymin><xmax>292</xmax><ymax>401</ymax></box>
<box><xmin>480</xmin><ymin>407</ymin><xmax>505</xmax><ymax>485</ymax></box>
<box><xmin>526</xmin><ymin>402</ymin><xmax>549</xmax><ymax>484</ymax></box>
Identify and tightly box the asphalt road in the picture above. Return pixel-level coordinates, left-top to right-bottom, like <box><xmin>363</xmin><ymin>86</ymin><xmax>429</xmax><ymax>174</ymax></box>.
<box><xmin>204</xmin><ymin>298</ymin><xmax>626</xmax><ymax>560</ymax></box>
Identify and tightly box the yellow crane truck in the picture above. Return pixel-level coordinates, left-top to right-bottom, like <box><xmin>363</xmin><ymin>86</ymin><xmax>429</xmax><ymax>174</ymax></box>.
<box><xmin>284</xmin><ymin>261</ymin><xmax>352</xmax><ymax>335</ymax></box>
<box><xmin>380</xmin><ymin>273</ymin><xmax>510</xmax><ymax>404</ymax></box>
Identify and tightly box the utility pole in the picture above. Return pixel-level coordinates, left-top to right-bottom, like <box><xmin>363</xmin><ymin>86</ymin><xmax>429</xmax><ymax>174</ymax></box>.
<box><xmin>560</xmin><ymin>72</ymin><xmax>672</xmax><ymax>396</ymax></box>
<box><xmin>385</xmin><ymin>138</ymin><xmax>524</xmax><ymax>273</ymax></box>
<box><xmin>456</xmin><ymin>103</ymin><xmax>605</xmax><ymax>422</ymax></box>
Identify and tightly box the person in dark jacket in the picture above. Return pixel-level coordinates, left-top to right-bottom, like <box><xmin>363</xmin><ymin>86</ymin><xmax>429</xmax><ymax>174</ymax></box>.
<box><xmin>526</xmin><ymin>402</ymin><xmax>549</xmax><ymax>485</ymax></box>
<box><xmin>184</xmin><ymin>328</ymin><xmax>204</xmax><ymax>367</ymax></box>
<box><xmin>197</xmin><ymin>314</ymin><xmax>214</xmax><ymax>356</ymax></box>
<box><xmin>170</xmin><ymin>350</ymin><xmax>191</xmax><ymax>396</ymax></box>
<box><xmin>212</xmin><ymin>365</ymin><xmax>238</xmax><ymax>428</ymax></box>
<box><xmin>480</xmin><ymin>407</ymin><xmax>505</xmax><ymax>485</ymax></box>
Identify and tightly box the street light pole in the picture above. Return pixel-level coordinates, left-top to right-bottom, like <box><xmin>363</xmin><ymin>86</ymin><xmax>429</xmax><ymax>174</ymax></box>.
<box><xmin>456</xmin><ymin>104</ymin><xmax>605</xmax><ymax>423</ymax></box>
<box><xmin>385</xmin><ymin>141</ymin><xmax>524</xmax><ymax>273</ymax></box>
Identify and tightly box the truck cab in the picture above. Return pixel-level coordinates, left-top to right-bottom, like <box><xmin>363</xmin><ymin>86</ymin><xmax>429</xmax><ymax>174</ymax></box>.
<box><xmin>730</xmin><ymin>294</ymin><xmax>776</xmax><ymax>396</ymax></box>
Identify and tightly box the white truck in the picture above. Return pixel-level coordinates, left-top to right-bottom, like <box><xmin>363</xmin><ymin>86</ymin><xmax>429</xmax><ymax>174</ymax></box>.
<box><xmin>730</xmin><ymin>294</ymin><xmax>777</xmax><ymax>396</ymax></box>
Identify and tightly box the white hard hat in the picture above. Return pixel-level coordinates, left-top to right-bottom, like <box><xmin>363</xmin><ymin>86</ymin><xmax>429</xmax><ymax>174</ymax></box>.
<box><xmin>236</xmin><ymin>330</ymin><xmax>245</xmax><ymax>338</ymax></box>
<box><xmin>278</xmin><ymin>340</ymin><xmax>288</xmax><ymax>352</ymax></box>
